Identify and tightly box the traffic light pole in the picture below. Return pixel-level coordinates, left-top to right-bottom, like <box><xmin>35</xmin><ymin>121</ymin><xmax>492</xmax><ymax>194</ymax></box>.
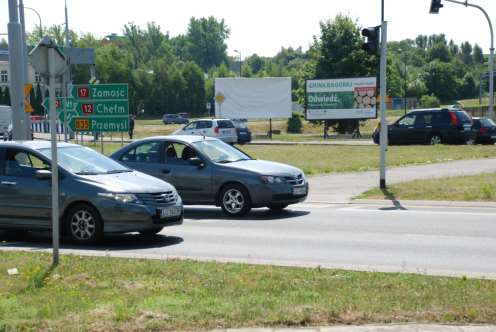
<box><xmin>379</xmin><ymin>21</ymin><xmax>388</xmax><ymax>189</ymax></box>
<box><xmin>7</xmin><ymin>0</ymin><xmax>26</xmax><ymax>141</ymax></box>
<box><xmin>442</xmin><ymin>0</ymin><xmax>494</xmax><ymax>119</ymax></box>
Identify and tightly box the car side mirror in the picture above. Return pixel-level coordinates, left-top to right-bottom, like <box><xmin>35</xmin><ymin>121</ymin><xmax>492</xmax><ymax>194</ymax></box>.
<box><xmin>35</xmin><ymin>169</ymin><xmax>52</xmax><ymax>180</ymax></box>
<box><xmin>189</xmin><ymin>157</ymin><xmax>205</xmax><ymax>168</ymax></box>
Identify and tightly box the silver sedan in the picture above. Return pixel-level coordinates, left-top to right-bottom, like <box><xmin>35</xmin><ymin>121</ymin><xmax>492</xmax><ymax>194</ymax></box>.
<box><xmin>111</xmin><ymin>135</ymin><xmax>309</xmax><ymax>216</ymax></box>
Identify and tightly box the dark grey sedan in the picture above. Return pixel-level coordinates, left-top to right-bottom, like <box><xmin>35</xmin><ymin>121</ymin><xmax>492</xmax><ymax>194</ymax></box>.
<box><xmin>0</xmin><ymin>141</ymin><xmax>183</xmax><ymax>244</ymax></box>
<box><xmin>111</xmin><ymin>135</ymin><xmax>308</xmax><ymax>216</ymax></box>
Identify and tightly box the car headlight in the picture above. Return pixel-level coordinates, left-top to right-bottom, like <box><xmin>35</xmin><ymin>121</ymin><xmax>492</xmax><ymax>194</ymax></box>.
<box><xmin>261</xmin><ymin>175</ymin><xmax>285</xmax><ymax>184</ymax></box>
<box><xmin>98</xmin><ymin>193</ymin><xmax>141</xmax><ymax>204</ymax></box>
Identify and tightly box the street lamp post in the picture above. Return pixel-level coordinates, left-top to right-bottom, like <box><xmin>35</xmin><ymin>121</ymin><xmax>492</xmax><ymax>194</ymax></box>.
<box><xmin>234</xmin><ymin>49</ymin><xmax>242</xmax><ymax>77</ymax></box>
<box><xmin>431</xmin><ymin>0</ymin><xmax>494</xmax><ymax>119</ymax></box>
<box><xmin>23</xmin><ymin>6</ymin><xmax>43</xmax><ymax>40</ymax></box>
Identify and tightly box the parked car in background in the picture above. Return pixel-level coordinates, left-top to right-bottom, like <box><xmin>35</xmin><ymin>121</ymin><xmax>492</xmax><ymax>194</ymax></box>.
<box><xmin>231</xmin><ymin>119</ymin><xmax>252</xmax><ymax>144</ymax></box>
<box><xmin>0</xmin><ymin>141</ymin><xmax>183</xmax><ymax>243</ymax></box>
<box><xmin>0</xmin><ymin>106</ymin><xmax>12</xmax><ymax>141</ymax></box>
<box><xmin>162</xmin><ymin>113</ymin><xmax>189</xmax><ymax>125</ymax></box>
<box><xmin>373</xmin><ymin>108</ymin><xmax>473</xmax><ymax>145</ymax></box>
<box><xmin>174</xmin><ymin>119</ymin><xmax>238</xmax><ymax>144</ymax></box>
<box><xmin>111</xmin><ymin>135</ymin><xmax>308</xmax><ymax>216</ymax></box>
<box><xmin>471</xmin><ymin>117</ymin><xmax>496</xmax><ymax>144</ymax></box>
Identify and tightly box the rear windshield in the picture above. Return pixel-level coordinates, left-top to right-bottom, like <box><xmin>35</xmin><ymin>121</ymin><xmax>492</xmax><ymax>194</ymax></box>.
<box><xmin>480</xmin><ymin>118</ymin><xmax>496</xmax><ymax>127</ymax></box>
<box><xmin>455</xmin><ymin>111</ymin><xmax>472</xmax><ymax>123</ymax></box>
<box><xmin>217</xmin><ymin>120</ymin><xmax>234</xmax><ymax>128</ymax></box>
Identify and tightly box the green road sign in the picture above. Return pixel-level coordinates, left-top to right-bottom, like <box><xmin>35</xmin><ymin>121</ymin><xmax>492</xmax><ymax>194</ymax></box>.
<box><xmin>42</xmin><ymin>97</ymin><xmax>75</xmax><ymax>112</ymax></box>
<box><xmin>69</xmin><ymin>116</ymin><xmax>129</xmax><ymax>132</ymax></box>
<box><xmin>71</xmin><ymin>84</ymin><xmax>128</xmax><ymax>100</ymax></box>
<box><xmin>75</xmin><ymin>100</ymin><xmax>129</xmax><ymax>116</ymax></box>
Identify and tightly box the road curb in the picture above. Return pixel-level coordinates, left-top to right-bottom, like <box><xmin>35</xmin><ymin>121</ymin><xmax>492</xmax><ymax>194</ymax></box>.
<box><xmin>210</xmin><ymin>324</ymin><xmax>496</xmax><ymax>332</ymax></box>
<box><xmin>351</xmin><ymin>199</ymin><xmax>496</xmax><ymax>209</ymax></box>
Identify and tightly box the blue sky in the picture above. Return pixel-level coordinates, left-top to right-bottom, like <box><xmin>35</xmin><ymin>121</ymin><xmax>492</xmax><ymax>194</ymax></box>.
<box><xmin>2</xmin><ymin>0</ymin><xmax>495</xmax><ymax>57</ymax></box>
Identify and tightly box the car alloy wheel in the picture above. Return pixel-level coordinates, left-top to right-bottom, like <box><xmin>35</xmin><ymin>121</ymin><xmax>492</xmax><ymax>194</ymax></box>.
<box><xmin>430</xmin><ymin>135</ymin><xmax>442</xmax><ymax>145</ymax></box>
<box><xmin>221</xmin><ymin>184</ymin><xmax>251</xmax><ymax>216</ymax></box>
<box><xmin>65</xmin><ymin>204</ymin><xmax>103</xmax><ymax>244</ymax></box>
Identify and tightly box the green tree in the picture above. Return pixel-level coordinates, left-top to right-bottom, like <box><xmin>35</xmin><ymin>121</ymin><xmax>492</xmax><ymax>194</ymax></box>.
<box><xmin>182</xmin><ymin>62</ymin><xmax>206</xmax><ymax>116</ymax></box>
<box><xmin>473</xmin><ymin>44</ymin><xmax>484</xmax><ymax>64</ymax></box>
<box><xmin>424</xmin><ymin>60</ymin><xmax>459</xmax><ymax>101</ymax></box>
<box><xmin>186</xmin><ymin>17</ymin><xmax>230</xmax><ymax>71</ymax></box>
<box><xmin>314</xmin><ymin>15</ymin><xmax>376</xmax><ymax>79</ymax></box>
<box><xmin>428</xmin><ymin>42</ymin><xmax>451</xmax><ymax>62</ymax></box>
<box><xmin>460</xmin><ymin>41</ymin><xmax>473</xmax><ymax>65</ymax></box>
<box><xmin>4</xmin><ymin>87</ymin><xmax>11</xmax><ymax>105</ymax></box>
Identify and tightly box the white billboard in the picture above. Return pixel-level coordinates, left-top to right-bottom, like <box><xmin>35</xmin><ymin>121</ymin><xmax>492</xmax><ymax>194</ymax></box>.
<box><xmin>215</xmin><ymin>77</ymin><xmax>292</xmax><ymax>119</ymax></box>
<box><xmin>305</xmin><ymin>77</ymin><xmax>377</xmax><ymax>120</ymax></box>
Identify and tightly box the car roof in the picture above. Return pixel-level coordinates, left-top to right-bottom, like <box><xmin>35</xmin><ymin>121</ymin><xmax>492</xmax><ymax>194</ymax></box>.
<box><xmin>410</xmin><ymin>107</ymin><xmax>464</xmax><ymax>113</ymax></box>
<box><xmin>137</xmin><ymin>135</ymin><xmax>218</xmax><ymax>144</ymax></box>
<box><xmin>191</xmin><ymin>118</ymin><xmax>232</xmax><ymax>122</ymax></box>
<box><xmin>0</xmin><ymin>140</ymin><xmax>79</xmax><ymax>150</ymax></box>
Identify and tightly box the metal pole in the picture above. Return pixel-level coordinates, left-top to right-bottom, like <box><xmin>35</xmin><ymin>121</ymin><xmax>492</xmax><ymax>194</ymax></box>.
<box><xmin>404</xmin><ymin>51</ymin><xmax>407</xmax><ymax>115</ymax></box>
<box><xmin>443</xmin><ymin>0</ymin><xmax>493</xmax><ymax>118</ymax></box>
<box><xmin>490</xmin><ymin>48</ymin><xmax>494</xmax><ymax>118</ymax></box>
<box><xmin>379</xmin><ymin>21</ymin><xmax>388</xmax><ymax>189</ymax></box>
<box><xmin>19</xmin><ymin>0</ymin><xmax>31</xmax><ymax>140</ymax></box>
<box><xmin>48</xmin><ymin>47</ymin><xmax>60</xmax><ymax>266</ymax></box>
<box><xmin>8</xmin><ymin>0</ymin><xmax>25</xmax><ymax>141</ymax></box>
<box><xmin>63</xmin><ymin>0</ymin><xmax>70</xmax><ymax>142</ymax></box>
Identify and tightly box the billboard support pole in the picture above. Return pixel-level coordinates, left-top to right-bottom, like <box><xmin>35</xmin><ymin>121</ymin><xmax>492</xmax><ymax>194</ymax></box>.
<box><xmin>379</xmin><ymin>21</ymin><xmax>388</xmax><ymax>189</ymax></box>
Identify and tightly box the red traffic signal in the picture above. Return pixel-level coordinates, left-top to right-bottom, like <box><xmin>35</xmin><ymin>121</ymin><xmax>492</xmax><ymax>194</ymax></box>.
<box><xmin>429</xmin><ymin>0</ymin><xmax>443</xmax><ymax>14</ymax></box>
<box><xmin>361</xmin><ymin>26</ymin><xmax>380</xmax><ymax>55</ymax></box>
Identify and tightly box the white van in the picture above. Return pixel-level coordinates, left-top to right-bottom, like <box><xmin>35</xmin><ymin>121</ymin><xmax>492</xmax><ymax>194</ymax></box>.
<box><xmin>0</xmin><ymin>105</ymin><xmax>12</xmax><ymax>139</ymax></box>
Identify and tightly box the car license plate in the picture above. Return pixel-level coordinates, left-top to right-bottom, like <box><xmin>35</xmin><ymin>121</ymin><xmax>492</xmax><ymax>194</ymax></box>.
<box><xmin>159</xmin><ymin>206</ymin><xmax>182</xmax><ymax>218</ymax></box>
<box><xmin>293</xmin><ymin>186</ymin><xmax>307</xmax><ymax>196</ymax></box>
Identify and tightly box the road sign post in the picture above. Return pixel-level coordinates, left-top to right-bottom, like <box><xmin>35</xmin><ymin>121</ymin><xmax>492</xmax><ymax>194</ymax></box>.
<box><xmin>29</xmin><ymin>37</ymin><xmax>66</xmax><ymax>267</ymax></box>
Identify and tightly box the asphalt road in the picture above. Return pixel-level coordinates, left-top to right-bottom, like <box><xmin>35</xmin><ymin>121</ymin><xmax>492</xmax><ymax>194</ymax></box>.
<box><xmin>2</xmin><ymin>202</ymin><xmax>496</xmax><ymax>278</ymax></box>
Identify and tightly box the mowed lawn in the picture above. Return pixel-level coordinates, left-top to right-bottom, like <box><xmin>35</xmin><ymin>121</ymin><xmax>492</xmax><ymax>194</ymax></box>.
<box><xmin>240</xmin><ymin>145</ymin><xmax>496</xmax><ymax>175</ymax></box>
<box><xmin>89</xmin><ymin>142</ymin><xmax>496</xmax><ymax>176</ymax></box>
<box><xmin>1</xmin><ymin>251</ymin><xmax>496</xmax><ymax>331</ymax></box>
<box><xmin>359</xmin><ymin>172</ymin><xmax>496</xmax><ymax>202</ymax></box>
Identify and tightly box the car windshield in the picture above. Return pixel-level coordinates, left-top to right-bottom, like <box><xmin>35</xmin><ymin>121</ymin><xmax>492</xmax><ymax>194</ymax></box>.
<box><xmin>39</xmin><ymin>146</ymin><xmax>131</xmax><ymax>175</ymax></box>
<box><xmin>480</xmin><ymin>118</ymin><xmax>496</xmax><ymax>127</ymax></box>
<box><xmin>193</xmin><ymin>140</ymin><xmax>251</xmax><ymax>163</ymax></box>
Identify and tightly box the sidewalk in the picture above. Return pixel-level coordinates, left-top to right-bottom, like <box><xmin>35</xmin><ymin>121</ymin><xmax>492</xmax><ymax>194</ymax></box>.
<box><xmin>211</xmin><ymin>325</ymin><xmax>496</xmax><ymax>332</ymax></box>
<box><xmin>307</xmin><ymin>158</ymin><xmax>496</xmax><ymax>203</ymax></box>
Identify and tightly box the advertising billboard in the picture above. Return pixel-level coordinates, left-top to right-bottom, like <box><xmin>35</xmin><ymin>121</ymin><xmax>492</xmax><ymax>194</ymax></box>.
<box><xmin>305</xmin><ymin>77</ymin><xmax>377</xmax><ymax>120</ymax></box>
<box><xmin>215</xmin><ymin>77</ymin><xmax>292</xmax><ymax>119</ymax></box>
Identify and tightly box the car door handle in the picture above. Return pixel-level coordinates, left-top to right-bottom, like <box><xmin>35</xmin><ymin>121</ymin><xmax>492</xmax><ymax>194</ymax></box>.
<box><xmin>162</xmin><ymin>169</ymin><xmax>171</xmax><ymax>174</ymax></box>
<box><xmin>1</xmin><ymin>181</ymin><xmax>16</xmax><ymax>186</ymax></box>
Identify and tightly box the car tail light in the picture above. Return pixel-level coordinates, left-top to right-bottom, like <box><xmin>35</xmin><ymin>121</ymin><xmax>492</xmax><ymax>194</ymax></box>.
<box><xmin>480</xmin><ymin>127</ymin><xmax>487</xmax><ymax>134</ymax></box>
<box><xmin>214</xmin><ymin>126</ymin><xmax>219</xmax><ymax>135</ymax></box>
<box><xmin>449</xmin><ymin>112</ymin><xmax>459</xmax><ymax>126</ymax></box>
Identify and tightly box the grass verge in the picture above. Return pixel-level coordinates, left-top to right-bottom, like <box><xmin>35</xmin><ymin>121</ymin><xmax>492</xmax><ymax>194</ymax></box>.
<box><xmin>1</xmin><ymin>251</ymin><xmax>496</xmax><ymax>331</ymax></box>
<box><xmin>86</xmin><ymin>142</ymin><xmax>496</xmax><ymax>176</ymax></box>
<box><xmin>357</xmin><ymin>173</ymin><xmax>496</xmax><ymax>202</ymax></box>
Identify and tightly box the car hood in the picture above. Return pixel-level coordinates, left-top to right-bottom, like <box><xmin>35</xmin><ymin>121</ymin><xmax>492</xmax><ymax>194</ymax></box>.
<box><xmin>76</xmin><ymin>171</ymin><xmax>175</xmax><ymax>193</ymax></box>
<box><xmin>222</xmin><ymin>159</ymin><xmax>303</xmax><ymax>177</ymax></box>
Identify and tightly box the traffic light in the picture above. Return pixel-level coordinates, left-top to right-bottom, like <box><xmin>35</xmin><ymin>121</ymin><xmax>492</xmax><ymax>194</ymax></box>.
<box><xmin>361</xmin><ymin>26</ymin><xmax>380</xmax><ymax>55</ymax></box>
<box><xmin>429</xmin><ymin>0</ymin><xmax>443</xmax><ymax>14</ymax></box>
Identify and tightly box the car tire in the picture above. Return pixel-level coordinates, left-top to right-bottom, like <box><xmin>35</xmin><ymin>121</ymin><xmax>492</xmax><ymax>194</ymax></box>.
<box><xmin>220</xmin><ymin>184</ymin><xmax>251</xmax><ymax>217</ymax></box>
<box><xmin>65</xmin><ymin>203</ymin><xmax>103</xmax><ymax>244</ymax></box>
<box><xmin>268</xmin><ymin>204</ymin><xmax>288</xmax><ymax>211</ymax></box>
<box><xmin>140</xmin><ymin>228</ymin><xmax>164</xmax><ymax>237</ymax></box>
<box><xmin>429</xmin><ymin>135</ymin><xmax>442</xmax><ymax>145</ymax></box>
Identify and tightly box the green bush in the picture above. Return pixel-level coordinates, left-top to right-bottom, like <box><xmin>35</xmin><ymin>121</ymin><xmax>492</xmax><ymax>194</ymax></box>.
<box><xmin>420</xmin><ymin>94</ymin><xmax>441</xmax><ymax>108</ymax></box>
<box><xmin>287</xmin><ymin>112</ymin><xmax>303</xmax><ymax>133</ymax></box>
